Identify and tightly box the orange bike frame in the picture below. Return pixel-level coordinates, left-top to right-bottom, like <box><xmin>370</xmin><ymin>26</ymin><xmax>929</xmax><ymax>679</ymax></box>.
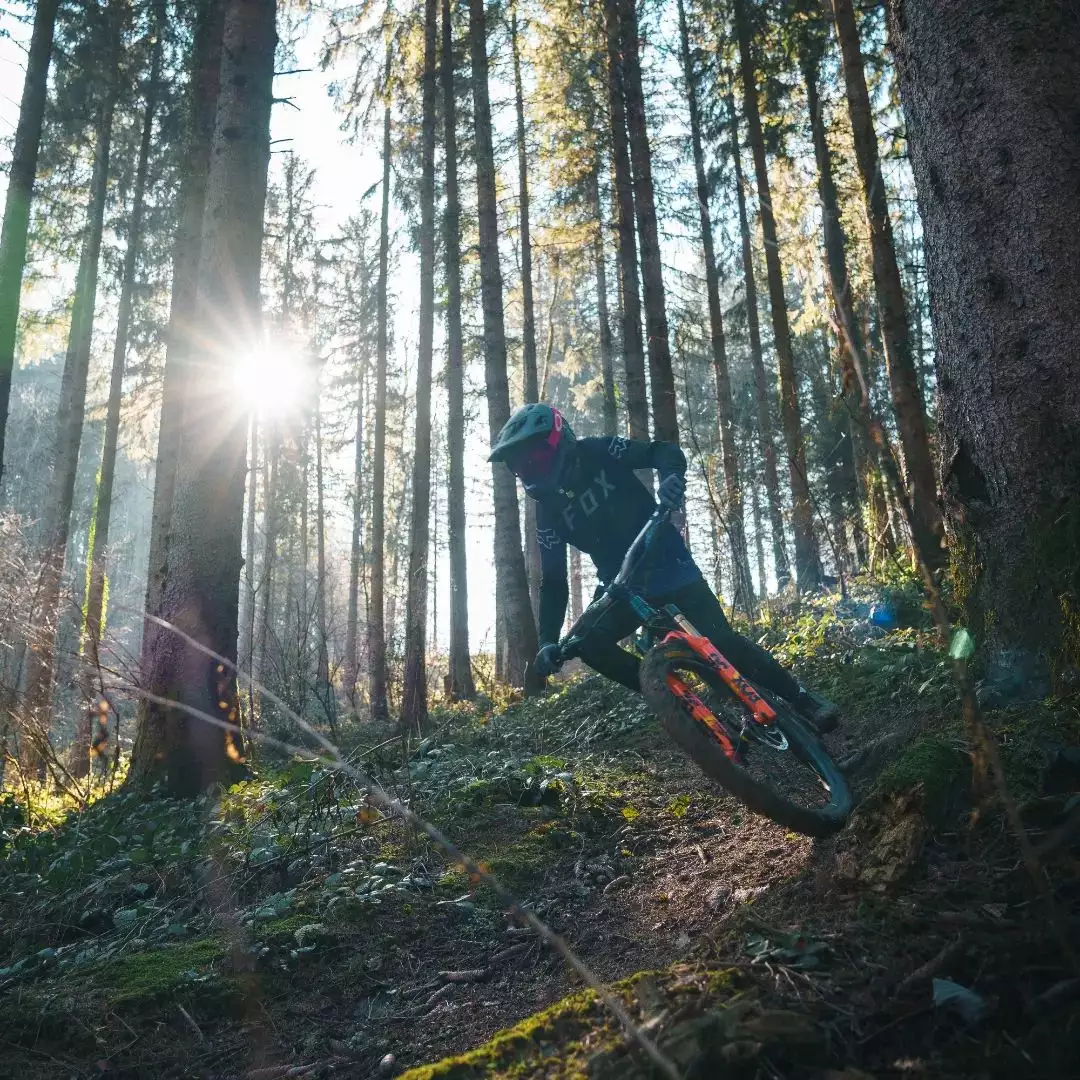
<box><xmin>660</xmin><ymin>613</ymin><xmax>776</xmax><ymax>760</ymax></box>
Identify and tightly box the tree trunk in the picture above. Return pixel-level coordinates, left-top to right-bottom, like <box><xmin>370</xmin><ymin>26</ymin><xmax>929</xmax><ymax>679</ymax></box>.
<box><xmin>734</xmin><ymin>0</ymin><xmax>820</xmax><ymax>591</ymax></box>
<box><xmin>138</xmin><ymin>0</ymin><xmax>226</xmax><ymax>737</ymax></box>
<box><xmin>74</xmin><ymin>12</ymin><xmax>165</xmax><ymax>777</ymax></box>
<box><xmin>678</xmin><ymin>0</ymin><xmax>754</xmax><ymax>618</ymax></box>
<box><xmin>468</xmin><ymin>0</ymin><xmax>540</xmax><ymax>690</ymax></box>
<box><xmin>726</xmin><ymin>92</ymin><xmax>789</xmax><ymax>591</ymax></box>
<box><xmin>0</xmin><ymin>0</ymin><xmax>60</xmax><ymax>488</ymax></box>
<box><xmin>368</xmin><ymin>51</ymin><xmax>392</xmax><ymax>720</ymax></box>
<box><xmin>23</xmin><ymin>35</ymin><xmax>120</xmax><ymax>768</ymax></box>
<box><xmin>314</xmin><ymin>395</ymin><xmax>333</xmax><ymax>730</ymax></box>
<box><xmin>589</xmin><ymin>166</ymin><xmax>618</xmax><ymax>438</ymax></box>
<box><xmin>832</xmin><ymin>0</ymin><xmax>943</xmax><ymax>570</ymax></box>
<box><xmin>802</xmin><ymin>47</ymin><xmax>874</xmax><ymax>575</ymax></box>
<box><xmin>240</xmin><ymin>415</ymin><xmax>258</xmax><ymax>684</ymax></box>
<box><xmin>569</xmin><ymin>546</ymin><xmax>583</xmax><ymax>624</ymax></box>
<box><xmin>748</xmin><ymin>437</ymin><xmax>768</xmax><ymax>601</ymax></box>
<box><xmin>401</xmin><ymin>0</ymin><xmax>438</xmax><ymax>734</ymax></box>
<box><xmin>890</xmin><ymin>0</ymin><xmax>1080</xmax><ymax>679</ymax></box>
<box><xmin>618</xmin><ymin>0</ymin><xmax>677</xmax><ymax>443</ymax></box>
<box><xmin>603</xmin><ymin>0</ymin><xmax>647</xmax><ymax>442</ymax></box>
<box><xmin>129</xmin><ymin>0</ymin><xmax>276</xmax><ymax>794</ymax></box>
<box><xmin>253</xmin><ymin>433</ymin><xmax>279</xmax><ymax>712</ymax></box>
<box><xmin>510</xmin><ymin>9</ymin><xmax>542</xmax><ymax>620</ymax></box>
<box><xmin>441</xmin><ymin>0</ymin><xmax>475</xmax><ymax>701</ymax></box>
<box><xmin>344</xmin><ymin>364</ymin><xmax>365</xmax><ymax>710</ymax></box>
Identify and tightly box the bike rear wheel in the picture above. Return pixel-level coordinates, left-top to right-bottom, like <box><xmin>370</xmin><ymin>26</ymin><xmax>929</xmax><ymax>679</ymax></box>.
<box><xmin>639</xmin><ymin>639</ymin><xmax>851</xmax><ymax>837</ymax></box>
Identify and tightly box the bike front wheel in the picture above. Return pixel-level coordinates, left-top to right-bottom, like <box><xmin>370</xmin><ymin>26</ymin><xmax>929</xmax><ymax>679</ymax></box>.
<box><xmin>639</xmin><ymin>639</ymin><xmax>851</xmax><ymax>837</ymax></box>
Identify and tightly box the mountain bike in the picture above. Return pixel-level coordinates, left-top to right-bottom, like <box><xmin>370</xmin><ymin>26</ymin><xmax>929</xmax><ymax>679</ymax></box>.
<box><xmin>555</xmin><ymin>510</ymin><xmax>851</xmax><ymax>837</ymax></box>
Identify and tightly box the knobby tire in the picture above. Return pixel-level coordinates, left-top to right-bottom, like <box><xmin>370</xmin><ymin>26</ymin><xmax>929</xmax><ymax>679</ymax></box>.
<box><xmin>639</xmin><ymin>639</ymin><xmax>851</xmax><ymax>837</ymax></box>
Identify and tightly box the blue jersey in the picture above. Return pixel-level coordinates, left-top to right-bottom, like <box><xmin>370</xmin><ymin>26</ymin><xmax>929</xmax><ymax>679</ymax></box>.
<box><xmin>533</xmin><ymin>436</ymin><xmax>701</xmax><ymax>644</ymax></box>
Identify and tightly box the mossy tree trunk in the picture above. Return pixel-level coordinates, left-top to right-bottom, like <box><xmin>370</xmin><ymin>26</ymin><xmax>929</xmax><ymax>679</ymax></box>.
<box><xmin>129</xmin><ymin>0</ymin><xmax>276</xmax><ymax>795</ymax></box>
<box><xmin>0</xmin><ymin>0</ymin><xmax>59</xmax><ymax>487</ymax></box>
<box><xmin>890</xmin><ymin>0</ymin><xmax>1080</xmax><ymax>682</ymax></box>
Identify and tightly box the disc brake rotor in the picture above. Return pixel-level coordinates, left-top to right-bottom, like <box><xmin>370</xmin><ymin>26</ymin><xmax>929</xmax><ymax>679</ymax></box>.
<box><xmin>745</xmin><ymin>723</ymin><xmax>788</xmax><ymax>751</ymax></box>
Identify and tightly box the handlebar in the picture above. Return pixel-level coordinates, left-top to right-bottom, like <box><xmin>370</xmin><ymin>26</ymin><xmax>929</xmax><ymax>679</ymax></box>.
<box><xmin>557</xmin><ymin>508</ymin><xmax>670</xmax><ymax>662</ymax></box>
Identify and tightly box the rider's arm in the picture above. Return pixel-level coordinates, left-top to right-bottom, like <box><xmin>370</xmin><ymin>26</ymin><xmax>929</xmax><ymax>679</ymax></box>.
<box><xmin>536</xmin><ymin>507</ymin><xmax>568</xmax><ymax>645</ymax></box>
<box><xmin>606</xmin><ymin>436</ymin><xmax>687</xmax><ymax>484</ymax></box>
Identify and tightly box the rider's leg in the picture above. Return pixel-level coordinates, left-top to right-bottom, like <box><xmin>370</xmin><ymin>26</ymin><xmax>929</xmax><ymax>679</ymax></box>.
<box><xmin>575</xmin><ymin>597</ymin><xmax>646</xmax><ymax>692</ymax></box>
<box><xmin>662</xmin><ymin>580</ymin><xmax>840</xmax><ymax>731</ymax></box>
<box><xmin>661</xmin><ymin>580</ymin><xmax>802</xmax><ymax>699</ymax></box>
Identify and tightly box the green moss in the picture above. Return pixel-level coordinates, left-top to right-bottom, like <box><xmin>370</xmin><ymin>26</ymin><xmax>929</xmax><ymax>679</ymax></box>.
<box><xmin>96</xmin><ymin>938</ymin><xmax>235</xmax><ymax>1008</ymax></box>
<box><xmin>397</xmin><ymin>965</ymin><xmax>746</xmax><ymax>1079</ymax></box>
<box><xmin>396</xmin><ymin>987</ymin><xmax>603</xmax><ymax>1079</ymax></box>
<box><xmin>876</xmin><ymin>735</ymin><xmax>966</xmax><ymax>812</ymax></box>
<box><xmin>483</xmin><ymin>834</ymin><xmax>552</xmax><ymax>893</ymax></box>
<box><xmin>259</xmin><ymin>914</ymin><xmax>319</xmax><ymax>943</ymax></box>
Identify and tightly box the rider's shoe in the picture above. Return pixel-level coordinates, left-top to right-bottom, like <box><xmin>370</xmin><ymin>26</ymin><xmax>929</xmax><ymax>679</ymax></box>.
<box><xmin>793</xmin><ymin>686</ymin><xmax>840</xmax><ymax>735</ymax></box>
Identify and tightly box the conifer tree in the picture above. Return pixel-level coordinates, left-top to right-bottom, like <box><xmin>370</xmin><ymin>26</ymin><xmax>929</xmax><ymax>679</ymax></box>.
<box><xmin>0</xmin><ymin>0</ymin><xmax>60</xmax><ymax>487</ymax></box>
<box><xmin>468</xmin><ymin>0</ymin><xmax>539</xmax><ymax>689</ymax></box>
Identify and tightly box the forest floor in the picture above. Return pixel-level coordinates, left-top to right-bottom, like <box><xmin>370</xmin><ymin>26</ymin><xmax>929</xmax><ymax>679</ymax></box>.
<box><xmin>2</xmin><ymin>583</ymin><xmax>1080</xmax><ymax>1080</ymax></box>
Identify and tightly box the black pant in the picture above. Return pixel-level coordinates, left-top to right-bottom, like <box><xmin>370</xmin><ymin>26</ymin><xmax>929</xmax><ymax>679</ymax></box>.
<box><xmin>576</xmin><ymin>578</ymin><xmax>801</xmax><ymax>702</ymax></box>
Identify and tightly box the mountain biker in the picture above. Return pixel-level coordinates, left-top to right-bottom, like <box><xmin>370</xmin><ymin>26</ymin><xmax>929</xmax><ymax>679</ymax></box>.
<box><xmin>489</xmin><ymin>403</ymin><xmax>840</xmax><ymax>733</ymax></box>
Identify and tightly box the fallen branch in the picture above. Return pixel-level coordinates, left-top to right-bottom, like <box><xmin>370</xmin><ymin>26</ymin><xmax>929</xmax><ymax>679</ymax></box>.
<box><xmin>894</xmin><ymin>936</ymin><xmax>965</xmax><ymax>997</ymax></box>
<box><xmin>439</xmin><ymin>969</ymin><xmax>490</xmax><ymax>983</ymax></box>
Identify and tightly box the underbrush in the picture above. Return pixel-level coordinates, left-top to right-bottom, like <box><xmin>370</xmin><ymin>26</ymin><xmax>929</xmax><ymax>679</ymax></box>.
<box><xmin>2</xmin><ymin>587</ymin><xmax>1078</xmax><ymax>1078</ymax></box>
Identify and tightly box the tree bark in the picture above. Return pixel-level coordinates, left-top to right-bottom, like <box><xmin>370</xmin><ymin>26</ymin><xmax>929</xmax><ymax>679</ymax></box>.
<box><xmin>734</xmin><ymin>0</ymin><xmax>820</xmax><ymax>591</ymax></box>
<box><xmin>890</xmin><ymin>0</ymin><xmax>1080</xmax><ymax>678</ymax></box>
<box><xmin>468</xmin><ymin>0</ymin><xmax>540</xmax><ymax>690</ymax></box>
<box><xmin>569</xmin><ymin>545</ymin><xmax>583</xmax><ymax>624</ymax></box>
<box><xmin>129</xmin><ymin>0</ymin><xmax>275</xmax><ymax>794</ymax></box>
<box><xmin>253</xmin><ymin>434</ymin><xmax>279</xmax><ymax>712</ymax></box>
<box><xmin>138</xmin><ymin>0</ymin><xmax>226</xmax><ymax>736</ymax></box>
<box><xmin>441</xmin><ymin>0</ymin><xmax>475</xmax><ymax>701</ymax></box>
<box><xmin>240</xmin><ymin>415</ymin><xmax>258</xmax><ymax>683</ymax></box>
<box><xmin>588</xmin><ymin>166</ymin><xmax>618</xmax><ymax>438</ymax></box>
<box><xmin>725</xmin><ymin>92</ymin><xmax>789</xmax><ymax>591</ymax></box>
<box><xmin>368</xmin><ymin>49</ymin><xmax>393</xmax><ymax>720</ymax></box>
<box><xmin>401</xmin><ymin>0</ymin><xmax>438</xmax><ymax>733</ymax></box>
<box><xmin>74</xmin><ymin>9</ymin><xmax>165</xmax><ymax>777</ymax></box>
<box><xmin>832</xmin><ymin>0</ymin><xmax>943</xmax><ymax>570</ymax></box>
<box><xmin>678</xmin><ymin>0</ymin><xmax>753</xmax><ymax>617</ymax></box>
<box><xmin>0</xmin><ymin>0</ymin><xmax>60</xmax><ymax>488</ymax></box>
<box><xmin>617</xmin><ymin>0</ymin><xmax>677</xmax><ymax>443</ymax></box>
<box><xmin>802</xmin><ymin>46</ymin><xmax>882</xmax><ymax>574</ymax></box>
<box><xmin>510</xmin><ymin>8</ymin><xmax>542</xmax><ymax>620</ymax></box>
<box><xmin>344</xmin><ymin>362</ymin><xmax>365</xmax><ymax>709</ymax></box>
<box><xmin>314</xmin><ymin>394</ymin><xmax>333</xmax><ymax>730</ymax></box>
<box><xmin>748</xmin><ymin>436</ymin><xmax>768</xmax><ymax>601</ymax></box>
<box><xmin>603</xmin><ymin>0</ymin><xmax>647</xmax><ymax>442</ymax></box>
<box><xmin>23</xmin><ymin>19</ymin><xmax>121</xmax><ymax>767</ymax></box>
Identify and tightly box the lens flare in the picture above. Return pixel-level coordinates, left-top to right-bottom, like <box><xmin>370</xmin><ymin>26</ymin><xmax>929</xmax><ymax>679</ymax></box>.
<box><xmin>231</xmin><ymin>341</ymin><xmax>310</xmax><ymax>418</ymax></box>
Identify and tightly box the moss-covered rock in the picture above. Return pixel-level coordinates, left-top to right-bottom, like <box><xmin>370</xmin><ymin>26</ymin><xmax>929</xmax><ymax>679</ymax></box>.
<box><xmin>395</xmin><ymin>965</ymin><xmax>822</xmax><ymax>1080</ymax></box>
<box><xmin>876</xmin><ymin>734</ymin><xmax>968</xmax><ymax>817</ymax></box>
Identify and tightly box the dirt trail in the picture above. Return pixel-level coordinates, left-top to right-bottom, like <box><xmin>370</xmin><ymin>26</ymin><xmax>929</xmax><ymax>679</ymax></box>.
<box><xmin>2</xmin><ymin>654</ymin><xmax>1078</xmax><ymax>1079</ymax></box>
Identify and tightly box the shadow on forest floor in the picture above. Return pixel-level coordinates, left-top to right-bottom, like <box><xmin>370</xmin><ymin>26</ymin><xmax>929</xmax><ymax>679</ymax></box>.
<box><xmin>2</xmin><ymin>592</ymin><xmax>1080</xmax><ymax>1079</ymax></box>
